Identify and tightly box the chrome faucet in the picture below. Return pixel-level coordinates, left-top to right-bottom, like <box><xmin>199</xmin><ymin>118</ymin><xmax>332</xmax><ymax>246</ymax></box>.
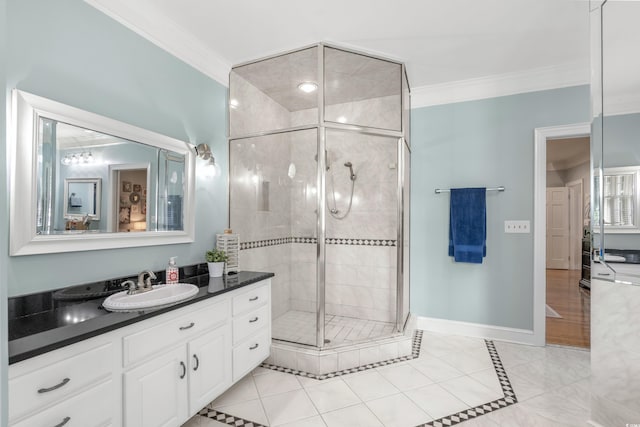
<box><xmin>123</xmin><ymin>270</ymin><xmax>157</xmax><ymax>295</ymax></box>
<box><xmin>137</xmin><ymin>270</ymin><xmax>156</xmax><ymax>292</ymax></box>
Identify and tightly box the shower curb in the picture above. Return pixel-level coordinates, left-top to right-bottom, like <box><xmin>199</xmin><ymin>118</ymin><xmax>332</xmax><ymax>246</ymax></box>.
<box><xmin>198</xmin><ymin>331</ymin><xmax>519</xmax><ymax>427</ymax></box>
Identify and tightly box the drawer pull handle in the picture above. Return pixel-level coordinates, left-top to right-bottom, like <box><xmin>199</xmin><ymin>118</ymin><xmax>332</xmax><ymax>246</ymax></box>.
<box><xmin>179</xmin><ymin>322</ymin><xmax>195</xmax><ymax>330</ymax></box>
<box><xmin>249</xmin><ymin>317</ymin><xmax>259</xmax><ymax>323</ymax></box>
<box><xmin>249</xmin><ymin>296</ymin><xmax>259</xmax><ymax>301</ymax></box>
<box><xmin>52</xmin><ymin>417</ymin><xmax>71</xmax><ymax>427</ymax></box>
<box><xmin>193</xmin><ymin>354</ymin><xmax>200</xmax><ymax>371</ymax></box>
<box><xmin>249</xmin><ymin>343</ymin><xmax>259</xmax><ymax>350</ymax></box>
<box><xmin>180</xmin><ymin>361</ymin><xmax>186</xmax><ymax>379</ymax></box>
<box><xmin>38</xmin><ymin>378</ymin><xmax>70</xmax><ymax>393</ymax></box>
<box><xmin>598</xmin><ymin>273</ymin><xmax>610</xmax><ymax>276</ymax></box>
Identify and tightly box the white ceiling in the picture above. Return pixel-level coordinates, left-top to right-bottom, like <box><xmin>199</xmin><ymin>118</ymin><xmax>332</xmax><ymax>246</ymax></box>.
<box><xmin>87</xmin><ymin>0</ymin><xmax>591</xmax><ymax>105</ymax></box>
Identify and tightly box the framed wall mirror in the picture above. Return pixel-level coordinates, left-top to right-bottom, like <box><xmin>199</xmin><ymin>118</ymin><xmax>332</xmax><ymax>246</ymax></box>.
<box><xmin>63</xmin><ymin>178</ymin><xmax>102</xmax><ymax>221</ymax></box>
<box><xmin>9</xmin><ymin>90</ymin><xmax>195</xmax><ymax>255</ymax></box>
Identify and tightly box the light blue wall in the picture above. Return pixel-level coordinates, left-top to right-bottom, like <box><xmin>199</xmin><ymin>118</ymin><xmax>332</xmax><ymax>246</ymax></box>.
<box><xmin>410</xmin><ymin>86</ymin><xmax>590</xmax><ymax>330</ymax></box>
<box><xmin>4</xmin><ymin>0</ymin><xmax>228</xmax><ymax>297</ymax></box>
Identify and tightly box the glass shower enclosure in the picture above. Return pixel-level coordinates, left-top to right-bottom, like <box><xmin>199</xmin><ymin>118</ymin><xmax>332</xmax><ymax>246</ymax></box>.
<box><xmin>229</xmin><ymin>44</ymin><xmax>411</xmax><ymax>349</ymax></box>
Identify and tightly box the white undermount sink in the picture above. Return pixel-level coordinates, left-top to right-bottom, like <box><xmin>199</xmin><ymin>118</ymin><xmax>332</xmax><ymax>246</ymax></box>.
<box><xmin>103</xmin><ymin>284</ymin><xmax>199</xmax><ymax>312</ymax></box>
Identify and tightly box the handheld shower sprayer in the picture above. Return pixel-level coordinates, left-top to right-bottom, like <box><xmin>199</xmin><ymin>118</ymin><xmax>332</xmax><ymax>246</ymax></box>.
<box><xmin>344</xmin><ymin>162</ymin><xmax>356</xmax><ymax>181</ymax></box>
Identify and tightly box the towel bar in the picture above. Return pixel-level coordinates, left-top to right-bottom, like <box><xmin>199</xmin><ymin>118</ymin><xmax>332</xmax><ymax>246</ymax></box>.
<box><xmin>435</xmin><ymin>186</ymin><xmax>505</xmax><ymax>194</ymax></box>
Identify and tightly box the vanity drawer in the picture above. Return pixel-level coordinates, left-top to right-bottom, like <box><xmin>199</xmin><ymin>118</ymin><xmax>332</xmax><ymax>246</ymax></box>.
<box><xmin>232</xmin><ymin>327</ymin><xmax>270</xmax><ymax>381</ymax></box>
<box><xmin>11</xmin><ymin>380</ymin><xmax>113</xmax><ymax>427</ymax></box>
<box><xmin>232</xmin><ymin>282</ymin><xmax>269</xmax><ymax>316</ymax></box>
<box><xmin>233</xmin><ymin>303</ymin><xmax>270</xmax><ymax>345</ymax></box>
<box><xmin>9</xmin><ymin>342</ymin><xmax>114</xmax><ymax>422</ymax></box>
<box><xmin>123</xmin><ymin>299</ymin><xmax>229</xmax><ymax>366</ymax></box>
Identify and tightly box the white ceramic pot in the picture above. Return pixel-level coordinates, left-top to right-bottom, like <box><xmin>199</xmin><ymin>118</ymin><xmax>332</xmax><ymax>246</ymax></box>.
<box><xmin>207</xmin><ymin>261</ymin><xmax>225</xmax><ymax>277</ymax></box>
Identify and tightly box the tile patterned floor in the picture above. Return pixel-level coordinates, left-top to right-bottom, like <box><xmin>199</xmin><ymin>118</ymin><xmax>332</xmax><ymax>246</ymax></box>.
<box><xmin>272</xmin><ymin>310</ymin><xmax>396</xmax><ymax>346</ymax></box>
<box><xmin>183</xmin><ymin>331</ymin><xmax>591</xmax><ymax>427</ymax></box>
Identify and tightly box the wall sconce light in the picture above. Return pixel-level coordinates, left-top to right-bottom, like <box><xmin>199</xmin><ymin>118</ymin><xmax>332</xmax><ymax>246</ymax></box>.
<box><xmin>195</xmin><ymin>143</ymin><xmax>220</xmax><ymax>177</ymax></box>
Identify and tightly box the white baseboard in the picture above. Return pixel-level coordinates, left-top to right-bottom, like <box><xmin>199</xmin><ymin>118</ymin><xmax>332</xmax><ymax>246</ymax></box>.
<box><xmin>416</xmin><ymin>316</ymin><xmax>539</xmax><ymax>346</ymax></box>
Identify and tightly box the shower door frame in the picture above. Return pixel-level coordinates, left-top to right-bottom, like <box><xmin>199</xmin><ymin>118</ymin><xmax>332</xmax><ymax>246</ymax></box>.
<box><xmin>228</xmin><ymin>43</ymin><xmax>411</xmax><ymax>350</ymax></box>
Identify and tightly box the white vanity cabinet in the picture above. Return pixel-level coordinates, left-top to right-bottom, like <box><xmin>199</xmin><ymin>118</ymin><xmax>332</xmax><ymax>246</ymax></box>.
<box><xmin>122</xmin><ymin>310</ymin><xmax>232</xmax><ymax>426</ymax></box>
<box><xmin>7</xmin><ymin>332</ymin><xmax>121</xmax><ymax>427</ymax></box>
<box><xmin>8</xmin><ymin>278</ymin><xmax>272</xmax><ymax>427</ymax></box>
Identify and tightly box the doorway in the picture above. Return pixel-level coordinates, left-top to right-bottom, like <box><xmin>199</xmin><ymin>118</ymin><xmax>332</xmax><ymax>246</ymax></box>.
<box><xmin>533</xmin><ymin>123</ymin><xmax>591</xmax><ymax>348</ymax></box>
<box><xmin>546</xmin><ymin>137</ymin><xmax>590</xmax><ymax>348</ymax></box>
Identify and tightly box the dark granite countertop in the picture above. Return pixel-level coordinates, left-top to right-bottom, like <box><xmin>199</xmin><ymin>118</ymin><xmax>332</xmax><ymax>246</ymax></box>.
<box><xmin>8</xmin><ymin>269</ymin><xmax>274</xmax><ymax>364</ymax></box>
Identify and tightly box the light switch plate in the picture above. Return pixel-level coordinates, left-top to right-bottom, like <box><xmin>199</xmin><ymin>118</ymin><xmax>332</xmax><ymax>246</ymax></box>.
<box><xmin>505</xmin><ymin>220</ymin><xmax>530</xmax><ymax>233</ymax></box>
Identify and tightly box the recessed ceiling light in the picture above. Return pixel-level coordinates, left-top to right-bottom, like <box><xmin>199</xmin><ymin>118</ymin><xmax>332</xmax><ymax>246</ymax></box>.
<box><xmin>297</xmin><ymin>82</ymin><xmax>318</xmax><ymax>93</ymax></box>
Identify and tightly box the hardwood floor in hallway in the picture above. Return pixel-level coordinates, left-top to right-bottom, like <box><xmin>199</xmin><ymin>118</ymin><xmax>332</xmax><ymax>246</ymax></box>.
<box><xmin>546</xmin><ymin>269</ymin><xmax>590</xmax><ymax>348</ymax></box>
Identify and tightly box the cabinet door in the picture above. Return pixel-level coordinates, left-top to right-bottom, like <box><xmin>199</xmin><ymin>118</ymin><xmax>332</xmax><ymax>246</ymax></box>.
<box><xmin>124</xmin><ymin>346</ymin><xmax>188</xmax><ymax>427</ymax></box>
<box><xmin>188</xmin><ymin>324</ymin><xmax>232</xmax><ymax>414</ymax></box>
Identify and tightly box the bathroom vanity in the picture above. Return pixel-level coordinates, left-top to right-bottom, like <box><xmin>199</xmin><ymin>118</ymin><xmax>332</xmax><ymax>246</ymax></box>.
<box><xmin>7</xmin><ymin>270</ymin><xmax>273</xmax><ymax>427</ymax></box>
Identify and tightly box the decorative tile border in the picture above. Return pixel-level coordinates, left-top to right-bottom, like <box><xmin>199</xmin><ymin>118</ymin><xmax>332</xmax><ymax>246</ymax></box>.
<box><xmin>197</xmin><ymin>409</ymin><xmax>266</xmax><ymax>427</ymax></box>
<box><xmin>325</xmin><ymin>238</ymin><xmax>396</xmax><ymax>246</ymax></box>
<box><xmin>198</xmin><ymin>331</ymin><xmax>518</xmax><ymax>427</ymax></box>
<box><xmin>419</xmin><ymin>340</ymin><xmax>517</xmax><ymax>426</ymax></box>
<box><xmin>240</xmin><ymin>236</ymin><xmax>396</xmax><ymax>250</ymax></box>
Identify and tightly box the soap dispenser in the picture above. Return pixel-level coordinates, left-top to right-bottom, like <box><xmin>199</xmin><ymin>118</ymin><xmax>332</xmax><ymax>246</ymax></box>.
<box><xmin>166</xmin><ymin>257</ymin><xmax>179</xmax><ymax>284</ymax></box>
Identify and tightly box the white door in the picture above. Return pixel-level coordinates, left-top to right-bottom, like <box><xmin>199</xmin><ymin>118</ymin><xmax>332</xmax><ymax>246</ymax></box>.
<box><xmin>567</xmin><ymin>180</ymin><xmax>584</xmax><ymax>270</ymax></box>
<box><xmin>188</xmin><ymin>325</ymin><xmax>232</xmax><ymax>414</ymax></box>
<box><xmin>124</xmin><ymin>346</ymin><xmax>188</xmax><ymax>427</ymax></box>
<box><xmin>547</xmin><ymin>187</ymin><xmax>570</xmax><ymax>269</ymax></box>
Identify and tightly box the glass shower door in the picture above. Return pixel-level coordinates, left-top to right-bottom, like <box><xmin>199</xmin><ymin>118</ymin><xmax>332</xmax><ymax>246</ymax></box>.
<box><xmin>230</xmin><ymin>128</ymin><xmax>319</xmax><ymax>346</ymax></box>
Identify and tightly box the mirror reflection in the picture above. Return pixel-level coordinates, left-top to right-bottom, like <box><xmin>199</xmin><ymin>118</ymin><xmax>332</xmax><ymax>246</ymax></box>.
<box><xmin>592</xmin><ymin>1</ymin><xmax>640</xmax><ymax>281</ymax></box>
<box><xmin>63</xmin><ymin>178</ymin><xmax>101</xmax><ymax>230</ymax></box>
<box><xmin>37</xmin><ymin>119</ymin><xmax>185</xmax><ymax>235</ymax></box>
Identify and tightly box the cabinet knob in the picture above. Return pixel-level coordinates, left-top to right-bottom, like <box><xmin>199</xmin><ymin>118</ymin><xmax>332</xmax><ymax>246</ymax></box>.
<box><xmin>52</xmin><ymin>417</ymin><xmax>71</xmax><ymax>427</ymax></box>
<box><xmin>38</xmin><ymin>378</ymin><xmax>70</xmax><ymax>394</ymax></box>
<box><xmin>193</xmin><ymin>354</ymin><xmax>200</xmax><ymax>371</ymax></box>
<box><xmin>249</xmin><ymin>317</ymin><xmax>259</xmax><ymax>323</ymax></box>
<box><xmin>249</xmin><ymin>343</ymin><xmax>259</xmax><ymax>350</ymax></box>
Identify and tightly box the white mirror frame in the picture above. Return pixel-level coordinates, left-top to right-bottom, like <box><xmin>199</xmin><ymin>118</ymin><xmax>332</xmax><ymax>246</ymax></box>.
<box><xmin>8</xmin><ymin>89</ymin><xmax>196</xmax><ymax>255</ymax></box>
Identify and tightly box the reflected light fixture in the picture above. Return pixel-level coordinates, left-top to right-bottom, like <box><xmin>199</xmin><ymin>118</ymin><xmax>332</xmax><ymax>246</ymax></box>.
<box><xmin>336</xmin><ymin>116</ymin><xmax>347</xmax><ymax>123</ymax></box>
<box><xmin>229</xmin><ymin>98</ymin><xmax>239</xmax><ymax>109</ymax></box>
<box><xmin>297</xmin><ymin>82</ymin><xmax>318</xmax><ymax>93</ymax></box>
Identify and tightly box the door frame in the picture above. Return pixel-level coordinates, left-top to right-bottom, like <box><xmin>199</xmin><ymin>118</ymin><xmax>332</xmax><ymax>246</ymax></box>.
<box><xmin>533</xmin><ymin>123</ymin><xmax>590</xmax><ymax>346</ymax></box>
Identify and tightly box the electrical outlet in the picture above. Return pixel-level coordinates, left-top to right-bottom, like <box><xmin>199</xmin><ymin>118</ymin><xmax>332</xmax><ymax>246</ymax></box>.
<box><xmin>505</xmin><ymin>220</ymin><xmax>530</xmax><ymax>233</ymax></box>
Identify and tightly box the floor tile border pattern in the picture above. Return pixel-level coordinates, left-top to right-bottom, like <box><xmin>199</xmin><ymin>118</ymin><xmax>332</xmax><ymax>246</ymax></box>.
<box><xmin>418</xmin><ymin>340</ymin><xmax>518</xmax><ymax>427</ymax></box>
<box><xmin>198</xmin><ymin>332</ymin><xmax>519</xmax><ymax>427</ymax></box>
<box><xmin>239</xmin><ymin>236</ymin><xmax>396</xmax><ymax>250</ymax></box>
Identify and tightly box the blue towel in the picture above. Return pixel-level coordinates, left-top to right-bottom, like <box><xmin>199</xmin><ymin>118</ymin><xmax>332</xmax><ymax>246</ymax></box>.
<box><xmin>448</xmin><ymin>188</ymin><xmax>486</xmax><ymax>264</ymax></box>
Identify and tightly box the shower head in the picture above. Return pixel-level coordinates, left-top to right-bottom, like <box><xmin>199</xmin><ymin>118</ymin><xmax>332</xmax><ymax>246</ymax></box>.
<box><xmin>344</xmin><ymin>162</ymin><xmax>356</xmax><ymax>181</ymax></box>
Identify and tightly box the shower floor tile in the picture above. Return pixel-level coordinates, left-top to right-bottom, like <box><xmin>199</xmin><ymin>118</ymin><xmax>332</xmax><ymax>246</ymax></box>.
<box><xmin>272</xmin><ymin>310</ymin><xmax>396</xmax><ymax>346</ymax></box>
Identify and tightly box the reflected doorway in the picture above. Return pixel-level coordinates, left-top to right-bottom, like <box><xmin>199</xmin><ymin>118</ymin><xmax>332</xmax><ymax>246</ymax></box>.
<box><xmin>109</xmin><ymin>164</ymin><xmax>150</xmax><ymax>232</ymax></box>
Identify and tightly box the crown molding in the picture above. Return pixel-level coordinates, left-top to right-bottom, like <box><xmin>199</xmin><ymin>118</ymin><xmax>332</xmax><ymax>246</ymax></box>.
<box><xmin>411</xmin><ymin>62</ymin><xmax>590</xmax><ymax>109</ymax></box>
<box><xmin>84</xmin><ymin>0</ymin><xmax>231</xmax><ymax>87</ymax></box>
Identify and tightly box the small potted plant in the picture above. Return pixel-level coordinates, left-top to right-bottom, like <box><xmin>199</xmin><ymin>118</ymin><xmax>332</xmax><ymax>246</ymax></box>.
<box><xmin>206</xmin><ymin>248</ymin><xmax>228</xmax><ymax>278</ymax></box>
